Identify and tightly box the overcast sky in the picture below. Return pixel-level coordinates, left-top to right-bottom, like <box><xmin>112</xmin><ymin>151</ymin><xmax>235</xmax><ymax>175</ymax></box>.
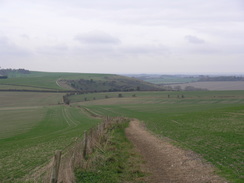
<box><xmin>0</xmin><ymin>0</ymin><xmax>243</xmax><ymax>74</ymax></box>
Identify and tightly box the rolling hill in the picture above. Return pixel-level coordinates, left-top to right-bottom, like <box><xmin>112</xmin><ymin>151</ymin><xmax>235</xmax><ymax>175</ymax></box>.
<box><xmin>0</xmin><ymin>69</ymin><xmax>164</xmax><ymax>92</ymax></box>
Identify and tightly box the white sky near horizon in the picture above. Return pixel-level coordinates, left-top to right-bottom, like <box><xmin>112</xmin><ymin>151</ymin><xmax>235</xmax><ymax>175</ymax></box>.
<box><xmin>0</xmin><ymin>0</ymin><xmax>244</xmax><ymax>74</ymax></box>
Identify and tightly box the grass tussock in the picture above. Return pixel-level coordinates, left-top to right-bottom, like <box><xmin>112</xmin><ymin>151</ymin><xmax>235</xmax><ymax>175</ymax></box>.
<box><xmin>75</xmin><ymin>122</ymin><xmax>146</xmax><ymax>183</ymax></box>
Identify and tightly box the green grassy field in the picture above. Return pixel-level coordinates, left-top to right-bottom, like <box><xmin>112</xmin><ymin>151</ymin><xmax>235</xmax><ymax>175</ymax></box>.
<box><xmin>0</xmin><ymin>108</ymin><xmax>45</xmax><ymax>139</ymax></box>
<box><xmin>0</xmin><ymin>92</ymin><xmax>64</xmax><ymax>108</ymax></box>
<box><xmin>0</xmin><ymin>71</ymin><xmax>163</xmax><ymax>92</ymax></box>
<box><xmin>72</xmin><ymin>90</ymin><xmax>244</xmax><ymax>183</ymax></box>
<box><xmin>0</xmin><ymin>71</ymin><xmax>114</xmax><ymax>90</ymax></box>
<box><xmin>0</xmin><ymin>71</ymin><xmax>162</xmax><ymax>182</ymax></box>
<box><xmin>0</xmin><ymin>84</ymin><xmax>57</xmax><ymax>91</ymax></box>
<box><xmin>0</xmin><ymin>75</ymin><xmax>64</xmax><ymax>90</ymax></box>
<box><xmin>1</xmin><ymin>72</ymin><xmax>243</xmax><ymax>183</ymax></box>
<box><xmin>0</xmin><ymin>92</ymin><xmax>101</xmax><ymax>182</ymax></box>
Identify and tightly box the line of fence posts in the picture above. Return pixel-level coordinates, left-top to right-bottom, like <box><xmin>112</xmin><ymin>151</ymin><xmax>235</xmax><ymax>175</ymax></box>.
<box><xmin>48</xmin><ymin>116</ymin><xmax>126</xmax><ymax>183</ymax></box>
<box><xmin>50</xmin><ymin>151</ymin><xmax>62</xmax><ymax>183</ymax></box>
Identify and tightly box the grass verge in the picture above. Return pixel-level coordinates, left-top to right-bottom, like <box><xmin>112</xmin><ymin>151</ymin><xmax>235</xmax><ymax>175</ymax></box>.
<box><xmin>75</xmin><ymin>122</ymin><xmax>146</xmax><ymax>183</ymax></box>
<box><xmin>75</xmin><ymin>91</ymin><xmax>244</xmax><ymax>182</ymax></box>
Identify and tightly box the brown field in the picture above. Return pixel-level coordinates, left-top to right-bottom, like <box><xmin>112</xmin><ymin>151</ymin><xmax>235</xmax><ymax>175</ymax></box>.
<box><xmin>168</xmin><ymin>81</ymin><xmax>244</xmax><ymax>91</ymax></box>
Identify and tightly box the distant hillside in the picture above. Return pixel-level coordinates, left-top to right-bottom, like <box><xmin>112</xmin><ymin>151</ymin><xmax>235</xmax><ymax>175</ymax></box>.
<box><xmin>125</xmin><ymin>74</ymin><xmax>198</xmax><ymax>84</ymax></box>
<box><xmin>126</xmin><ymin>74</ymin><xmax>244</xmax><ymax>84</ymax></box>
<box><xmin>166</xmin><ymin>81</ymin><xmax>244</xmax><ymax>91</ymax></box>
<box><xmin>65</xmin><ymin>75</ymin><xmax>163</xmax><ymax>92</ymax></box>
<box><xmin>198</xmin><ymin>76</ymin><xmax>244</xmax><ymax>82</ymax></box>
<box><xmin>0</xmin><ymin>69</ymin><xmax>164</xmax><ymax>92</ymax></box>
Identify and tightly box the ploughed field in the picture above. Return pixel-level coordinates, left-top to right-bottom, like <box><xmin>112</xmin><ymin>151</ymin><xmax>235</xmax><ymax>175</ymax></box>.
<box><xmin>71</xmin><ymin>90</ymin><xmax>244</xmax><ymax>183</ymax></box>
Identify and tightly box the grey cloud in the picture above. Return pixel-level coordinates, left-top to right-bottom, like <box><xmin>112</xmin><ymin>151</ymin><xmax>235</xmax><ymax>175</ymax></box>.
<box><xmin>185</xmin><ymin>35</ymin><xmax>205</xmax><ymax>44</ymax></box>
<box><xmin>77</xmin><ymin>0</ymin><xmax>244</xmax><ymax>27</ymax></box>
<box><xmin>69</xmin><ymin>43</ymin><xmax>170</xmax><ymax>61</ymax></box>
<box><xmin>71</xmin><ymin>44</ymin><xmax>119</xmax><ymax>59</ymax></box>
<box><xmin>47</xmin><ymin>0</ymin><xmax>142</xmax><ymax>10</ymax></box>
<box><xmin>74</xmin><ymin>31</ymin><xmax>121</xmax><ymax>45</ymax></box>
<box><xmin>191</xmin><ymin>47</ymin><xmax>221</xmax><ymax>54</ymax></box>
<box><xmin>37</xmin><ymin>44</ymin><xmax>69</xmax><ymax>55</ymax></box>
<box><xmin>121</xmin><ymin>45</ymin><xmax>170</xmax><ymax>56</ymax></box>
<box><xmin>107</xmin><ymin>0</ymin><xmax>244</xmax><ymax>28</ymax></box>
<box><xmin>0</xmin><ymin>36</ymin><xmax>30</xmax><ymax>57</ymax></box>
<box><xmin>20</xmin><ymin>34</ymin><xmax>30</xmax><ymax>39</ymax></box>
<box><xmin>1</xmin><ymin>0</ymin><xmax>243</xmax><ymax>74</ymax></box>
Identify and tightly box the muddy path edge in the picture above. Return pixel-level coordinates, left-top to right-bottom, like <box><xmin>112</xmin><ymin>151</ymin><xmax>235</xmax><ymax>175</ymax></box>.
<box><xmin>125</xmin><ymin>119</ymin><xmax>228</xmax><ymax>183</ymax></box>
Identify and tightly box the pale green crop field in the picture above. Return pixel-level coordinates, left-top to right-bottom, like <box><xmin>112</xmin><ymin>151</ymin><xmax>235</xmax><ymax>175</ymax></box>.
<box><xmin>0</xmin><ymin>84</ymin><xmax>55</xmax><ymax>91</ymax></box>
<box><xmin>1</xmin><ymin>89</ymin><xmax>243</xmax><ymax>182</ymax></box>
<box><xmin>0</xmin><ymin>92</ymin><xmax>64</xmax><ymax>108</ymax></box>
<box><xmin>0</xmin><ymin>108</ymin><xmax>45</xmax><ymax>139</ymax></box>
<box><xmin>0</xmin><ymin>71</ymin><xmax>114</xmax><ymax>90</ymax></box>
<box><xmin>73</xmin><ymin>90</ymin><xmax>244</xmax><ymax>183</ymax></box>
<box><xmin>0</xmin><ymin>92</ymin><xmax>100</xmax><ymax>182</ymax></box>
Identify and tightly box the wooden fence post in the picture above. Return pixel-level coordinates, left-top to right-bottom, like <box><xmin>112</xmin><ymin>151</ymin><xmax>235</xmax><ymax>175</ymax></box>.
<box><xmin>83</xmin><ymin>131</ymin><xmax>88</xmax><ymax>160</ymax></box>
<box><xmin>50</xmin><ymin>150</ymin><xmax>62</xmax><ymax>183</ymax></box>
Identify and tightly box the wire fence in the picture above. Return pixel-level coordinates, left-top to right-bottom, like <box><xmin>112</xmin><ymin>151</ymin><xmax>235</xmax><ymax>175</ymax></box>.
<box><xmin>25</xmin><ymin>116</ymin><xmax>127</xmax><ymax>183</ymax></box>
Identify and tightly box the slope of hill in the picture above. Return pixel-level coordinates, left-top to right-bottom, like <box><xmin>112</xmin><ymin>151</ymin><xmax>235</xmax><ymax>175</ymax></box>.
<box><xmin>167</xmin><ymin>81</ymin><xmax>244</xmax><ymax>91</ymax></box>
<box><xmin>125</xmin><ymin>74</ymin><xmax>198</xmax><ymax>84</ymax></box>
<box><xmin>66</xmin><ymin>75</ymin><xmax>163</xmax><ymax>92</ymax></box>
<box><xmin>0</xmin><ymin>69</ymin><xmax>164</xmax><ymax>92</ymax></box>
<box><xmin>127</xmin><ymin>74</ymin><xmax>244</xmax><ymax>91</ymax></box>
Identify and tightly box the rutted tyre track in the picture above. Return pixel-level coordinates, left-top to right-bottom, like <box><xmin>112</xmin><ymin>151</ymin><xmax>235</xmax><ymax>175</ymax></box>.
<box><xmin>126</xmin><ymin>119</ymin><xmax>227</xmax><ymax>183</ymax></box>
<box><xmin>62</xmin><ymin>107</ymin><xmax>79</xmax><ymax>127</ymax></box>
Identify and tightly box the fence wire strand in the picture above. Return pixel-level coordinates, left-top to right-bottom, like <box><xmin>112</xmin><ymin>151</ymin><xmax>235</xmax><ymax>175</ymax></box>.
<box><xmin>25</xmin><ymin>116</ymin><xmax>127</xmax><ymax>183</ymax></box>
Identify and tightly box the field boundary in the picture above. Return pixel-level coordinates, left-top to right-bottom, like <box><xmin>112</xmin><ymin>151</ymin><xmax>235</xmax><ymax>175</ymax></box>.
<box><xmin>0</xmin><ymin>89</ymin><xmax>74</xmax><ymax>93</ymax></box>
<box><xmin>24</xmin><ymin>116</ymin><xmax>128</xmax><ymax>183</ymax></box>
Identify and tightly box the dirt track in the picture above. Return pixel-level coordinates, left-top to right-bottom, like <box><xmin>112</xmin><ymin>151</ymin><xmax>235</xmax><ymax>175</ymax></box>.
<box><xmin>126</xmin><ymin>119</ymin><xmax>227</xmax><ymax>183</ymax></box>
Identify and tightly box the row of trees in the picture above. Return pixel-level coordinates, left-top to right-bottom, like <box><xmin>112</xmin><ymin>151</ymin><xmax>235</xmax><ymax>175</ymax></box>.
<box><xmin>68</xmin><ymin>79</ymin><xmax>143</xmax><ymax>93</ymax></box>
<box><xmin>62</xmin><ymin>92</ymin><xmax>138</xmax><ymax>104</ymax></box>
<box><xmin>0</xmin><ymin>68</ymin><xmax>30</xmax><ymax>75</ymax></box>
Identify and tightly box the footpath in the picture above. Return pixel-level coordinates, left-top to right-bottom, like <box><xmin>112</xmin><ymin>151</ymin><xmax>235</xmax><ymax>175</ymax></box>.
<box><xmin>125</xmin><ymin>119</ymin><xmax>227</xmax><ymax>183</ymax></box>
